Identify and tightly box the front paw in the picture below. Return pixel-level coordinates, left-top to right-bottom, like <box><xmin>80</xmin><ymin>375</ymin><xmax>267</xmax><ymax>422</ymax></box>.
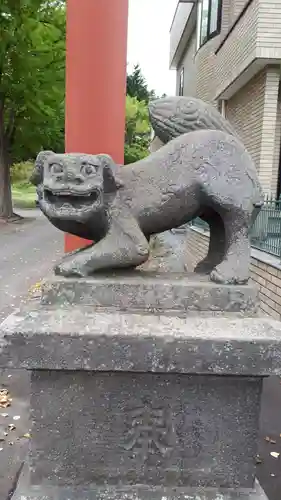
<box><xmin>54</xmin><ymin>260</ymin><xmax>87</xmax><ymax>278</ymax></box>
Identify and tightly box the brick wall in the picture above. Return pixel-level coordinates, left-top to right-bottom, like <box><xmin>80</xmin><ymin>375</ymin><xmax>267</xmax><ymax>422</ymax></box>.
<box><xmin>226</xmin><ymin>67</ymin><xmax>280</xmax><ymax>195</ymax></box>
<box><xmin>230</xmin><ymin>0</ymin><xmax>249</xmax><ymax>20</ymax></box>
<box><xmin>185</xmin><ymin>226</ymin><xmax>281</xmax><ymax>320</ymax></box>
<box><xmin>272</xmin><ymin>98</ymin><xmax>281</xmax><ymax>196</ymax></box>
<box><xmin>214</xmin><ymin>0</ymin><xmax>258</xmax><ymax>99</ymax></box>
<box><xmin>177</xmin><ymin>29</ymin><xmax>197</xmax><ymax>98</ymax></box>
<box><xmin>257</xmin><ymin>0</ymin><xmax>281</xmax><ymax>57</ymax></box>
<box><xmin>195</xmin><ymin>38</ymin><xmax>219</xmax><ymax>105</ymax></box>
<box><xmin>251</xmin><ymin>257</ymin><xmax>281</xmax><ymax>319</ymax></box>
<box><xmin>226</xmin><ymin>69</ymin><xmax>266</xmax><ymax>172</ymax></box>
<box><xmin>258</xmin><ymin>67</ymin><xmax>280</xmax><ymax>194</ymax></box>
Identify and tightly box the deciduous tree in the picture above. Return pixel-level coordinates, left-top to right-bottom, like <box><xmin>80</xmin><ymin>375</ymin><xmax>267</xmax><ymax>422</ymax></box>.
<box><xmin>124</xmin><ymin>96</ymin><xmax>151</xmax><ymax>164</ymax></box>
<box><xmin>0</xmin><ymin>0</ymin><xmax>65</xmax><ymax>219</ymax></box>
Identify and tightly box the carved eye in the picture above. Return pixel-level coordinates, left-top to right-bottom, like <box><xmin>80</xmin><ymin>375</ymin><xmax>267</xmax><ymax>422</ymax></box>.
<box><xmin>50</xmin><ymin>163</ymin><xmax>63</xmax><ymax>175</ymax></box>
<box><xmin>81</xmin><ymin>163</ymin><xmax>97</xmax><ymax>176</ymax></box>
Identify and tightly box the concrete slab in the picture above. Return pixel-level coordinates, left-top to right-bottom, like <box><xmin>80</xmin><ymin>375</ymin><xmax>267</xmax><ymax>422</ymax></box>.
<box><xmin>40</xmin><ymin>272</ymin><xmax>259</xmax><ymax>315</ymax></box>
<box><xmin>1</xmin><ymin>308</ymin><xmax>281</xmax><ymax>375</ymax></box>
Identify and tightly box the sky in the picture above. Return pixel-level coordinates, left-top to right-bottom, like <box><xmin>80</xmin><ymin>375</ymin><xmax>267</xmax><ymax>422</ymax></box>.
<box><xmin>127</xmin><ymin>0</ymin><xmax>178</xmax><ymax>97</ymax></box>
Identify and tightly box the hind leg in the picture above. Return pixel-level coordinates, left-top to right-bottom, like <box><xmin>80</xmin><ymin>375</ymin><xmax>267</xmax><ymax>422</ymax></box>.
<box><xmin>194</xmin><ymin>212</ymin><xmax>226</xmax><ymax>274</ymax></box>
<box><xmin>210</xmin><ymin>211</ymin><xmax>250</xmax><ymax>285</ymax></box>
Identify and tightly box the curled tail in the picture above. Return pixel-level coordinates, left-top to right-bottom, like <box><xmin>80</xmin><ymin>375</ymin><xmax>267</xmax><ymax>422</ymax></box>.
<box><xmin>148</xmin><ymin>96</ymin><xmax>237</xmax><ymax>145</ymax></box>
<box><xmin>149</xmin><ymin>97</ymin><xmax>264</xmax><ymax>210</ymax></box>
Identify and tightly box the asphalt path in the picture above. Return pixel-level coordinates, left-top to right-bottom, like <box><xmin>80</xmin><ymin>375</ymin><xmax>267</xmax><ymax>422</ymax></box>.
<box><xmin>0</xmin><ymin>209</ymin><xmax>62</xmax><ymax>322</ymax></box>
<box><xmin>0</xmin><ymin>210</ymin><xmax>62</xmax><ymax>499</ymax></box>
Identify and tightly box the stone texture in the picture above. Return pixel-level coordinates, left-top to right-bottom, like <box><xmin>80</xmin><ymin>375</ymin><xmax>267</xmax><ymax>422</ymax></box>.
<box><xmin>1</xmin><ymin>308</ymin><xmax>281</xmax><ymax>375</ymax></box>
<box><xmin>0</xmin><ymin>274</ymin><xmax>272</xmax><ymax>500</ymax></box>
<box><xmin>13</xmin><ymin>474</ymin><xmax>269</xmax><ymax>500</ymax></box>
<box><xmin>40</xmin><ymin>272</ymin><xmax>259</xmax><ymax>315</ymax></box>
<box><xmin>31</xmin><ymin>110</ymin><xmax>264</xmax><ymax>284</ymax></box>
<box><xmin>148</xmin><ymin>96</ymin><xmax>237</xmax><ymax>145</ymax></box>
<box><xmin>28</xmin><ymin>372</ymin><xmax>261</xmax><ymax>489</ymax></box>
<box><xmin>138</xmin><ymin>229</ymin><xmax>190</xmax><ymax>273</ymax></box>
<box><xmin>13</xmin><ymin>487</ymin><xmax>269</xmax><ymax>500</ymax></box>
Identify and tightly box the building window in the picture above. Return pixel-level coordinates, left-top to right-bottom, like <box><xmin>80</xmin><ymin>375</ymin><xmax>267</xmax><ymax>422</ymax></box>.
<box><xmin>198</xmin><ymin>0</ymin><xmax>222</xmax><ymax>48</ymax></box>
<box><xmin>179</xmin><ymin>68</ymin><xmax>184</xmax><ymax>96</ymax></box>
<box><xmin>218</xmin><ymin>99</ymin><xmax>226</xmax><ymax>118</ymax></box>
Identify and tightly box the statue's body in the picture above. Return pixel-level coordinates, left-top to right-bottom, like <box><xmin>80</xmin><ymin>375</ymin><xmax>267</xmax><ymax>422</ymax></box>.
<box><xmin>33</xmin><ymin>120</ymin><xmax>263</xmax><ymax>284</ymax></box>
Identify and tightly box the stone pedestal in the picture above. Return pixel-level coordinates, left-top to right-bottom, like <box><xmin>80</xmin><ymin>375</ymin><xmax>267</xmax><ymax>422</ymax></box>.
<box><xmin>1</xmin><ymin>272</ymin><xmax>281</xmax><ymax>499</ymax></box>
<box><xmin>41</xmin><ymin>272</ymin><xmax>259</xmax><ymax>315</ymax></box>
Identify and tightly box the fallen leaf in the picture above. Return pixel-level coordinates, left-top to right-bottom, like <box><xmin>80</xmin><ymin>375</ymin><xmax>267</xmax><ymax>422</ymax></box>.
<box><xmin>28</xmin><ymin>281</ymin><xmax>42</xmax><ymax>298</ymax></box>
<box><xmin>0</xmin><ymin>448</ymin><xmax>3</xmax><ymax>451</ymax></box>
<box><xmin>8</xmin><ymin>424</ymin><xmax>16</xmax><ymax>431</ymax></box>
<box><xmin>265</xmin><ymin>436</ymin><xmax>277</xmax><ymax>444</ymax></box>
<box><xmin>270</xmin><ymin>452</ymin><xmax>280</xmax><ymax>459</ymax></box>
<box><xmin>271</xmin><ymin>473</ymin><xmax>276</xmax><ymax>477</ymax></box>
<box><xmin>0</xmin><ymin>389</ymin><xmax>12</xmax><ymax>409</ymax></box>
<box><xmin>0</xmin><ymin>413</ymin><xmax>8</xmax><ymax>418</ymax></box>
<box><xmin>23</xmin><ymin>433</ymin><xmax>31</xmax><ymax>439</ymax></box>
<box><xmin>13</xmin><ymin>416</ymin><xmax>20</xmax><ymax>421</ymax></box>
<box><xmin>256</xmin><ymin>455</ymin><xmax>262</xmax><ymax>464</ymax></box>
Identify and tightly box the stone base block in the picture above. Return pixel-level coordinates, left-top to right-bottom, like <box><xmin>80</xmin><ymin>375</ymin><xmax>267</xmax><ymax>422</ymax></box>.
<box><xmin>13</xmin><ymin>483</ymin><xmax>268</xmax><ymax>500</ymax></box>
<box><xmin>28</xmin><ymin>371</ymin><xmax>261</xmax><ymax>489</ymax></box>
<box><xmin>13</xmin><ymin>465</ymin><xmax>268</xmax><ymax>499</ymax></box>
<box><xmin>40</xmin><ymin>272</ymin><xmax>259</xmax><ymax>315</ymax></box>
<box><xmin>2</xmin><ymin>308</ymin><xmax>281</xmax><ymax>375</ymax></box>
<box><xmin>0</xmin><ymin>273</ymin><xmax>277</xmax><ymax>500</ymax></box>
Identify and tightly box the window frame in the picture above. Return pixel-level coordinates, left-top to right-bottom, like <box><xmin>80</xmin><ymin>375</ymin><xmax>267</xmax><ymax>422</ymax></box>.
<box><xmin>217</xmin><ymin>99</ymin><xmax>226</xmax><ymax>118</ymax></box>
<box><xmin>198</xmin><ymin>0</ymin><xmax>223</xmax><ymax>49</ymax></box>
<box><xmin>179</xmin><ymin>67</ymin><xmax>184</xmax><ymax>96</ymax></box>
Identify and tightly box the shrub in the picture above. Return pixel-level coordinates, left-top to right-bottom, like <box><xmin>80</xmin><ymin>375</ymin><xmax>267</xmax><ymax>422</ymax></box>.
<box><xmin>125</xmin><ymin>95</ymin><xmax>151</xmax><ymax>164</ymax></box>
<box><xmin>124</xmin><ymin>143</ymin><xmax>149</xmax><ymax>165</ymax></box>
<box><xmin>12</xmin><ymin>184</ymin><xmax>37</xmax><ymax>209</ymax></box>
<box><xmin>10</xmin><ymin>161</ymin><xmax>34</xmax><ymax>185</ymax></box>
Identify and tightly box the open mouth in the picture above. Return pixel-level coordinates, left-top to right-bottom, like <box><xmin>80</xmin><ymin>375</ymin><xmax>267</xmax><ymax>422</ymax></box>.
<box><xmin>44</xmin><ymin>189</ymin><xmax>100</xmax><ymax>208</ymax></box>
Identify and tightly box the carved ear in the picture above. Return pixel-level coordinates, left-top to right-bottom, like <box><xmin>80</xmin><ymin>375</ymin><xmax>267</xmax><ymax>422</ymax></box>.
<box><xmin>30</xmin><ymin>150</ymin><xmax>54</xmax><ymax>186</ymax></box>
<box><xmin>97</xmin><ymin>154</ymin><xmax>124</xmax><ymax>193</ymax></box>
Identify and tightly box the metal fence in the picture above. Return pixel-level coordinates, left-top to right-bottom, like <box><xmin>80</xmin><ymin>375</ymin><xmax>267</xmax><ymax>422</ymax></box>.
<box><xmin>190</xmin><ymin>197</ymin><xmax>281</xmax><ymax>258</ymax></box>
<box><xmin>251</xmin><ymin>197</ymin><xmax>281</xmax><ymax>257</ymax></box>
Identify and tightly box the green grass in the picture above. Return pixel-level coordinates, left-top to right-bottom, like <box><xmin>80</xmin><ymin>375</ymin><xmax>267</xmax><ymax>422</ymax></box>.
<box><xmin>12</xmin><ymin>182</ymin><xmax>37</xmax><ymax>209</ymax></box>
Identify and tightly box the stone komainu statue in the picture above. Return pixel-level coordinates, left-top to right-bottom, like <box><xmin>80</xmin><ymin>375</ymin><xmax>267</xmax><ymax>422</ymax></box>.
<box><xmin>31</xmin><ymin>96</ymin><xmax>264</xmax><ymax>285</ymax></box>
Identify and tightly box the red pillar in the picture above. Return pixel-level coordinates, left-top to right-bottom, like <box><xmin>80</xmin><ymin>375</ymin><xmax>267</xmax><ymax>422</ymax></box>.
<box><xmin>65</xmin><ymin>0</ymin><xmax>129</xmax><ymax>253</ymax></box>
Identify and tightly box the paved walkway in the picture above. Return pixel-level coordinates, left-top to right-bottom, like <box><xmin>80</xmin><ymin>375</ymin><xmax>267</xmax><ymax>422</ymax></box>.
<box><xmin>0</xmin><ymin>210</ymin><xmax>62</xmax><ymax>499</ymax></box>
<box><xmin>0</xmin><ymin>209</ymin><xmax>62</xmax><ymax>323</ymax></box>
